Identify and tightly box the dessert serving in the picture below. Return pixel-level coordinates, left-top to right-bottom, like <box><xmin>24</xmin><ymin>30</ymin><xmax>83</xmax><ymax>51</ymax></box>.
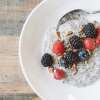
<box><xmin>41</xmin><ymin>16</ymin><xmax>100</xmax><ymax>87</ymax></box>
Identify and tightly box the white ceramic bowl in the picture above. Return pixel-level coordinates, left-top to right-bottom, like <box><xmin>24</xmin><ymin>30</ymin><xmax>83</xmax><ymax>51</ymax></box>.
<box><xmin>19</xmin><ymin>0</ymin><xmax>100</xmax><ymax>100</ymax></box>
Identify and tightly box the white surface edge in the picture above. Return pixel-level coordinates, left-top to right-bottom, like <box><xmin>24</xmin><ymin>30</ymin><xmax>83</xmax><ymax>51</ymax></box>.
<box><xmin>19</xmin><ymin>0</ymin><xmax>47</xmax><ymax>100</ymax></box>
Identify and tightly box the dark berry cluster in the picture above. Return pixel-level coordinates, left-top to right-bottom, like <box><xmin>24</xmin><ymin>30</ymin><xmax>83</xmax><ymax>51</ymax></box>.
<box><xmin>82</xmin><ymin>23</ymin><xmax>97</xmax><ymax>38</ymax></box>
<box><xmin>69</xmin><ymin>35</ymin><xmax>83</xmax><ymax>49</ymax></box>
<box><xmin>41</xmin><ymin>22</ymin><xmax>100</xmax><ymax>80</ymax></box>
<box><xmin>64</xmin><ymin>50</ymin><xmax>79</xmax><ymax>67</ymax></box>
<box><xmin>41</xmin><ymin>53</ymin><xmax>54</xmax><ymax>67</ymax></box>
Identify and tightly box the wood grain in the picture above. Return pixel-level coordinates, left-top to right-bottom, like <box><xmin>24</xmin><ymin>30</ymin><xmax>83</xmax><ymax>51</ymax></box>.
<box><xmin>0</xmin><ymin>36</ymin><xmax>29</xmax><ymax>92</ymax></box>
<box><xmin>0</xmin><ymin>0</ymin><xmax>42</xmax><ymax>99</ymax></box>
<box><xmin>0</xmin><ymin>36</ymin><xmax>41</xmax><ymax>99</ymax></box>
<box><xmin>0</xmin><ymin>0</ymin><xmax>42</xmax><ymax>36</ymax></box>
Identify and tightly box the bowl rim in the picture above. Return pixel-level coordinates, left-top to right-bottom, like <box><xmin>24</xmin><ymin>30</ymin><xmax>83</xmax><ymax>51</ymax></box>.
<box><xmin>19</xmin><ymin>0</ymin><xmax>100</xmax><ymax>100</ymax></box>
<box><xmin>19</xmin><ymin>0</ymin><xmax>48</xmax><ymax>99</ymax></box>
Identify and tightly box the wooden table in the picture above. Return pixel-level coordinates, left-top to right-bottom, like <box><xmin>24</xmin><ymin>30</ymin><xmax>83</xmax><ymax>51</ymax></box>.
<box><xmin>0</xmin><ymin>0</ymin><xmax>42</xmax><ymax>100</ymax></box>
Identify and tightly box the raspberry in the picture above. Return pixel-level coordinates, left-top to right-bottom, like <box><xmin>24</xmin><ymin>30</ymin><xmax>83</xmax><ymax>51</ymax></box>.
<box><xmin>54</xmin><ymin>69</ymin><xmax>65</xmax><ymax>80</ymax></box>
<box><xmin>41</xmin><ymin>53</ymin><xmax>54</xmax><ymax>67</ymax></box>
<box><xmin>52</xmin><ymin>40</ymin><xmax>65</xmax><ymax>56</ymax></box>
<box><xmin>96</xmin><ymin>26</ymin><xmax>100</xmax><ymax>36</ymax></box>
<box><xmin>82</xmin><ymin>23</ymin><xmax>96</xmax><ymax>38</ymax></box>
<box><xmin>96</xmin><ymin>35</ymin><xmax>100</xmax><ymax>46</ymax></box>
<box><xmin>69</xmin><ymin>35</ymin><xmax>83</xmax><ymax>49</ymax></box>
<box><xmin>84</xmin><ymin>38</ymin><xmax>96</xmax><ymax>51</ymax></box>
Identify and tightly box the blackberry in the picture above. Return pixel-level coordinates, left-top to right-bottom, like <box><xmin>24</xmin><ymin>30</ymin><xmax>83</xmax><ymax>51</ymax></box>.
<box><xmin>82</xmin><ymin>23</ymin><xmax>96</xmax><ymax>38</ymax></box>
<box><xmin>41</xmin><ymin>53</ymin><xmax>54</xmax><ymax>67</ymax></box>
<box><xmin>69</xmin><ymin>35</ymin><xmax>83</xmax><ymax>49</ymax></box>
<box><xmin>64</xmin><ymin>50</ymin><xmax>79</xmax><ymax>67</ymax></box>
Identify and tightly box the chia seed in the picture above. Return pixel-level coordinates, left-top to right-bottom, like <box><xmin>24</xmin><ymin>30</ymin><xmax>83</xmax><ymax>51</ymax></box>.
<box><xmin>42</xmin><ymin>15</ymin><xmax>100</xmax><ymax>87</ymax></box>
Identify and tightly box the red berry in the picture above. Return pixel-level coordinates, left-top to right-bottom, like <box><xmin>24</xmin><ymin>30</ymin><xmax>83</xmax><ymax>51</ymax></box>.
<box><xmin>52</xmin><ymin>40</ymin><xmax>65</xmax><ymax>56</ymax></box>
<box><xmin>54</xmin><ymin>69</ymin><xmax>65</xmax><ymax>80</ymax></box>
<box><xmin>96</xmin><ymin>27</ymin><xmax>100</xmax><ymax>35</ymax></box>
<box><xmin>84</xmin><ymin>38</ymin><xmax>96</xmax><ymax>51</ymax></box>
<box><xmin>96</xmin><ymin>35</ymin><xmax>100</xmax><ymax>46</ymax></box>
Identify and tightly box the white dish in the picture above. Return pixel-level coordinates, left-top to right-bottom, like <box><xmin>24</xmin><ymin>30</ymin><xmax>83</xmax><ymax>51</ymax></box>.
<box><xmin>19</xmin><ymin>0</ymin><xmax>100</xmax><ymax>100</ymax></box>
